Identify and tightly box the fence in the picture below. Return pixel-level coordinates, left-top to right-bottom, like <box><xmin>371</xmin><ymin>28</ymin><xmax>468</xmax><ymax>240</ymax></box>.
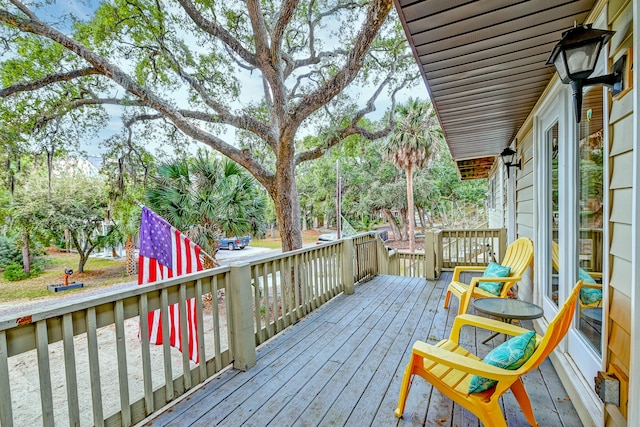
<box><xmin>0</xmin><ymin>232</ymin><xmax>384</xmax><ymax>427</ymax></box>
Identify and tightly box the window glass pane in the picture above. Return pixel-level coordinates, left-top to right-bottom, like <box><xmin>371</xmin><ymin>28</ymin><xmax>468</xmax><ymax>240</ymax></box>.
<box><xmin>577</xmin><ymin>88</ymin><xmax>603</xmax><ymax>355</ymax></box>
<box><xmin>549</xmin><ymin>123</ymin><xmax>559</xmax><ymax>306</ymax></box>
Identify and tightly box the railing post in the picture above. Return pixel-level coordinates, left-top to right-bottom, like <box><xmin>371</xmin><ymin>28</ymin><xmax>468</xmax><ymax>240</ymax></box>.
<box><xmin>498</xmin><ymin>228</ymin><xmax>507</xmax><ymax>263</ymax></box>
<box><xmin>229</xmin><ymin>262</ymin><xmax>256</xmax><ymax>371</ymax></box>
<box><xmin>342</xmin><ymin>237</ymin><xmax>355</xmax><ymax>295</ymax></box>
<box><xmin>433</xmin><ymin>230</ymin><xmax>444</xmax><ymax>277</ymax></box>
<box><xmin>376</xmin><ymin>232</ymin><xmax>389</xmax><ymax>275</ymax></box>
<box><xmin>425</xmin><ymin>231</ymin><xmax>435</xmax><ymax>280</ymax></box>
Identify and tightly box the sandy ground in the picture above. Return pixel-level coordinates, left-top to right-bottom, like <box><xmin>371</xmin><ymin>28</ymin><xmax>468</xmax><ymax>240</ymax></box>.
<box><xmin>6</xmin><ymin>293</ymin><xmax>229</xmax><ymax>426</ymax></box>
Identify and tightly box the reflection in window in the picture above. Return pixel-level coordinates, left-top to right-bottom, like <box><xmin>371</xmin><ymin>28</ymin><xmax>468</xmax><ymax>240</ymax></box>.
<box><xmin>548</xmin><ymin>123</ymin><xmax>560</xmax><ymax>306</ymax></box>
<box><xmin>577</xmin><ymin>88</ymin><xmax>603</xmax><ymax>355</ymax></box>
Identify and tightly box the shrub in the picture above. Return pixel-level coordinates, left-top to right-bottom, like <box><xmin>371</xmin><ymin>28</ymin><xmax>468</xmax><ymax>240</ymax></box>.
<box><xmin>0</xmin><ymin>236</ymin><xmax>22</xmax><ymax>269</ymax></box>
<box><xmin>3</xmin><ymin>264</ymin><xmax>29</xmax><ymax>281</ymax></box>
<box><xmin>2</xmin><ymin>262</ymin><xmax>43</xmax><ymax>281</ymax></box>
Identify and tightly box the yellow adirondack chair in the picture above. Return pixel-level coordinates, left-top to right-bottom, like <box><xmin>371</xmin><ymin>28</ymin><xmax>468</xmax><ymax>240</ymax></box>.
<box><xmin>551</xmin><ymin>241</ymin><xmax>603</xmax><ymax>313</ymax></box>
<box><xmin>444</xmin><ymin>237</ymin><xmax>534</xmax><ymax>315</ymax></box>
<box><xmin>395</xmin><ymin>281</ymin><xmax>583</xmax><ymax>427</ymax></box>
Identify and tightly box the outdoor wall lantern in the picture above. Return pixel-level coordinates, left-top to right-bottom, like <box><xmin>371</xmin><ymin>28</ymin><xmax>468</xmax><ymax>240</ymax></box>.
<box><xmin>500</xmin><ymin>147</ymin><xmax>521</xmax><ymax>178</ymax></box>
<box><xmin>546</xmin><ymin>24</ymin><xmax>625</xmax><ymax>122</ymax></box>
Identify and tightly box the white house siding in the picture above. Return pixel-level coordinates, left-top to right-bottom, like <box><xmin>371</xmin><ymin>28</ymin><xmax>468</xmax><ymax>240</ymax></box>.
<box><xmin>515</xmin><ymin>128</ymin><xmax>535</xmax><ymax>302</ymax></box>
<box><xmin>487</xmin><ymin>163</ymin><xmax>505</xmax><ymax>229</ymax></box>
<box><xmin>606</xmin><ymin>0</ymin><xmax>633</xmax><ymax>422</ymax></box>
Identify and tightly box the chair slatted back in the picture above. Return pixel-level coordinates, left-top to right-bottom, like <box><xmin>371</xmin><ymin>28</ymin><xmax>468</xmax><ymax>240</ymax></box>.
<box><xmin>521</xmin><ymin>281</ymin><xmax>582</xmax><ymax>372</ymax></box>
<box><xmin>551</xmin><ymin>241</ymin><xmax>560</xmax><ymax>272</ymax></box>
<box><xmin>500</xmin><ymin>237</ymin><xmax>534</xmax><ymax>277</ymax></box>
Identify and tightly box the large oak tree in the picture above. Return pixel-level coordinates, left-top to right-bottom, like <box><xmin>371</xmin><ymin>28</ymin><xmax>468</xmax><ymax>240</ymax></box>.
<box><xmin>0</xmin><ymin>0</ymin><xmax>416</xmax><ymax>251</ymax></box>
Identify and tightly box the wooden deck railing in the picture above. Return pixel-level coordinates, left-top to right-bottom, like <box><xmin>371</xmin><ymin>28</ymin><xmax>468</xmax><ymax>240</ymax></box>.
<box><xmin>388</xmin><ymin>228</ymin><xmax>507</xmax><ymax>279</ymax></box>
<box><xmin>0</xmin><ymin>232</ymin><xmax>384</xmax><ymax>427</ymax></box>
<box><xmin>0</xmin><ymin>228</ymin><xmax>507</xmax><ymax>426</ymax></box>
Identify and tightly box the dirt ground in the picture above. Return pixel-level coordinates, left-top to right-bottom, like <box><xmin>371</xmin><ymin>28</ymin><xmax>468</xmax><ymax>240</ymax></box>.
<box><xmin>7</xmin><ymin>295</ymin><xmax>229</xmax><ymax>426</ymax></box>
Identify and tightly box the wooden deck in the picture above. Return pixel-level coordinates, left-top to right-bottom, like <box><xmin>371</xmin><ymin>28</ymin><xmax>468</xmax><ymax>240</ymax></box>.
<box><xmin>142</xmin><ymin>273</ymin><xmax>582</xmax><ymax>427</ymax></box>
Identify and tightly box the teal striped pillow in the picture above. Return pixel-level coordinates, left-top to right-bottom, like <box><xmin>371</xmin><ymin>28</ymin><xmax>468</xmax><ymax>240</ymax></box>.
<box><xmin>478</xmin><ymin>262</ymin><xmax>511</xmax><ymax>296</ymax></box>
<box><xmin>469</xmin><ymin>331</ymin><xmax>537</xmax><ymax>393</ymax></box>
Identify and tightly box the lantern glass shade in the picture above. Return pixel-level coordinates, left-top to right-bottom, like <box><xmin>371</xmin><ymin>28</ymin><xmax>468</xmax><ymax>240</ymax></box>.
<box><xmin>546</xmin><ymin>25</ymin><xmax>614</xmax><ymax>84</ymax></box>
<box><xmin>500</xmin><ymin>148</ymin><xmax>516</xmax><ymax>165</ymax></box>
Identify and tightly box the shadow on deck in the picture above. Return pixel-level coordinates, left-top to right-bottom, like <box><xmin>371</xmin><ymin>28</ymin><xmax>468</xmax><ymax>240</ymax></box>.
<box><xmin>142</xmin><ymin>273</ymin><xmax>581</xmax><ymax>427</ymax></box>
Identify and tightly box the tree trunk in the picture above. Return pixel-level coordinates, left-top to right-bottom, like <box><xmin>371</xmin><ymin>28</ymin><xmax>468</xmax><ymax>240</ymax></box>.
<box><xmin>400</xmin><ymin>208</ymin><xmax>408</xmax><ymax>241</ymax></box>
<box><xmin>78</xmin><ymin>253</ymin><xmax>89</xmax><ymax>273</ymax></box>
<box><xmin>382</xmin><ymin>208</ymin><xmax>401</xmax><ymax>241</ymax></box>
<box><xmin>406</xmin><ymin>165</ymin><xmax>415</xmax><ymax>252</ymax></box>
<box><xmin>274</xmin><ymin>158</ymin><xmax>303</xmax><ymax>252</ymax></box>
<box><xmin>21</xmin><ymin>230</ymin><xmax>30</xmax><ymax>274</ymax></box>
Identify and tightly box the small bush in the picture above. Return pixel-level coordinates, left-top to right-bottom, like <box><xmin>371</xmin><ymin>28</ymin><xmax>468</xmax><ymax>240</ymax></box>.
<box><xmin>3</xmin><ymin>263</ymin><xmax>43</xmax><ymax>281</ymax></box>
<box><xmin>0</xmin><ymin>236</ymin><xmax>22</xmax><ymax>269</ymax></box>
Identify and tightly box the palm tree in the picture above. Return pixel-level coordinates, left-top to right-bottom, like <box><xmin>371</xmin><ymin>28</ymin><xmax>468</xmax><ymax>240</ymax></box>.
<box><xmin>145</xmin><ymin>150</ymin><xmax>267</xmax><ymax>266</ymax></box>
<box><xmin>383</xmin><ymin>99</ymin><xmax>443</xmax><ymax>252</ymax></box>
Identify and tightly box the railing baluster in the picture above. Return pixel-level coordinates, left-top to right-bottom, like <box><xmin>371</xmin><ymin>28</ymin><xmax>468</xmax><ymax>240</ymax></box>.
<box><xmin>160</xmin><ymin>289</ymin><xmax>173</xmax><ymax>402</ymax></box>
<box><xmin>139</xmin><ymin>294</ymin><xmax>154</xmax><ymax>415</ymax></box>
<box><xmin>261</xmin><ymin>264</ymin><xmax>272</xmax><ymax>339</ymax></box>
<box><xmin>195</xmin><ymin>278</ymin><xmax>206</xmax><ymax>382</ymax></box>
<box><xmin>212</xmin><ymin>276</ymin><xmax>222</xmax><ymax>373</ymax></box>
<box><xmin>62</xmin><ymin>313</ymin><xmax>80</xmax><ymax>426</ymax></box>
<box><xmin>178</xmin><ymin>284</ymin><xmax>192</xmax><ymax>390</ymax></box>
<box><xmin>0</xmin><ymin>330</ymin><xmax>12</xmax><ymax>427</ymax></box>
<box><xmin>253</xmin><ymin>265</ymin><xmax>263</xmax><ymax>343</ymax></box>
<box><xmin>36</xmin><ymin>320</ymin><xmax>54</xmax><ymax>426</ymax></box>
<box><xmin>85</xmin><ymin>307</ymin><xmax>104</xmax><ymax>427</ymax></box>
<box><xmin>114</xmin><ymin>300</ymin><xmax>131</xmax><ymax>426</ymax></box>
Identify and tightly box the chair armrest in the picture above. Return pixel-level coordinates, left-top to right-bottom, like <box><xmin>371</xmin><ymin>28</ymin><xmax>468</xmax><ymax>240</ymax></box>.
<box><xmin>448</xmin><ymin>314</ymin><xmax>537</xmax><ymax>344</ymax></box>
<box><xmin>469</xmin><ymin>275</ymin><xmax>523</xmax><ymax>285</ymax></box>
<box><xmin>453</xmin><ymin>265</ymin><xmax>487</xmax><ymax>281</ymax></box>
<box><xmin>582</xmin><ymin>282</ymin><xmax>602</xmax><ymax>290</ymax></box>
<box><xmin>412</xmin><ymin>341</ymin><xmax>518</xmax><ymax>382</ymax></box>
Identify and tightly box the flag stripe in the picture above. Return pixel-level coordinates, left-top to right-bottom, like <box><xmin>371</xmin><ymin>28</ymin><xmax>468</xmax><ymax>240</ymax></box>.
<box><xmin>138</xmin><ymin>207</ymin><xmax>203</xmax><ymax>363</ymax></box>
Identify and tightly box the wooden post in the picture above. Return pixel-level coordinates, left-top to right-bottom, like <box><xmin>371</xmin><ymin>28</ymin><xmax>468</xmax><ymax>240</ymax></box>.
<box><xmin>425</xmin><ymin>231</ymin><xmax>435</xmax><ymax>280</ymax></box>
<box><xmin>498</xmin><ymin>228</ymin><xmax>508</xmax><ymax>263</ymax></box>
<box><xmin>342</xmin><ymin>237</ymin><xmax>355</xmax><ymax>295</ymax></box>
<box><xmin>376</xmin><ymin>234</ymin><xmax>389</xmax><ymax>275</ymax></box>
<box><xmin>435</xmin><ymin>230</ymin><xmax>443</xmax><ymax>278</ymax></box>
<box><xmin>229</xmin><ymin>263</ymin><xmax>256</xmax><ymax>371</ymax></box>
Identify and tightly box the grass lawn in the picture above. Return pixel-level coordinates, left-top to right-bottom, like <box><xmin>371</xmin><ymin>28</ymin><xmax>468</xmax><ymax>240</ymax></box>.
<box><xmin>0</xmin><ymin>250</ymin><xmax>135</xmax><ymax>303</ymax></box>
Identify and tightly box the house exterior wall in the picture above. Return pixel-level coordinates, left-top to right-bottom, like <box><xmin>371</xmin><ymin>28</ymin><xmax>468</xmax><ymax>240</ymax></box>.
<box><xmin>605</xmin><ymin>0</ymin><xmax>633</xmax><ymax>423</ymax></box>
<box><xmin>492</xmin><ymin>1</ymin><xmax>635</xmax><ymax>424</ymax></box>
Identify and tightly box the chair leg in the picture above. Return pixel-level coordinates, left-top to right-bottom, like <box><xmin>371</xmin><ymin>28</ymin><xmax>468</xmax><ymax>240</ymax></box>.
<box><xmin>444</xmin><ymin>288</ymin><xmax>452</xmax><ymax>308</ymax></box>
<box><xmin>394</xmin><ymin>356</ymin><xmax>415</xmax><ymax>418</ymax></box>
<box><xmin>510</xmin><ymin>377</ymin><xmax>539</xmax><ymax>427</ymax></box>
<box><xmin>457</xmin><ymin>290</ymin><xmax>470</xmax><ymax>315</ymax></box>
<box><xmin>477</xmin><ymin>401</ymin><xmax>508</xmax><ymax>427</ymax></box>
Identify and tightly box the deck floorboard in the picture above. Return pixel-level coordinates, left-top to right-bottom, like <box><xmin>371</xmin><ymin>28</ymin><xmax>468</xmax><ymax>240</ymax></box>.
<box><xmin>142</xmin><ymin>273</ymin><xmax>583</xmax><ymax>427</ymax></box>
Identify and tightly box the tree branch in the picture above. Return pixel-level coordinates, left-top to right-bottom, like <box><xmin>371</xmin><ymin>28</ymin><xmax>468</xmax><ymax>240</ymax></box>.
<box><xmin>295</xmin><ymin>69</ymin><xmax>413</xmax><ymax>165</ymax></box>
<box><xmin>290</xmin><ymin>0</ymin><xmax>392</xmax><ymax>127</ymax></box>
<box><xmin>176</xmin><ymin>0</ymin><xmax>257</xmax><ymax>68</ymax></box>
<box><xmin>0</xmin><ymin>67</ymin><xmax>101</xmax><ymax>97</ymax></box>
<box><xmin>0</xmin><ymin>5</ymin><xmax>276</xmax><ymax>191</ymax></box>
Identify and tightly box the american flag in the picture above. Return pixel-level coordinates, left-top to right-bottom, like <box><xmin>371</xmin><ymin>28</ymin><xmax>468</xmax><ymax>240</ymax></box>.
<box><xmin>138</xmin><ymin>206</ymin><xmax>203</xmax><ymax>363</ymax></box>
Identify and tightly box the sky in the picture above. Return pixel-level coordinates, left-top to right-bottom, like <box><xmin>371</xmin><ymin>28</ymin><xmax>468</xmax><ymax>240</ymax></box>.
<box><xmin>24</xmin><ymin>0</ymin><xmax>421</xmax><ymax>158</ymax></box>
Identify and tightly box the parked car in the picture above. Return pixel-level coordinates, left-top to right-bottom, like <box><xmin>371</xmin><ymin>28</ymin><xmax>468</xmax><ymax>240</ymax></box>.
<box><xmin>316</xmin><ymin>233</ymin><xmax>338</xmax><ymax>244</ymax></box>
<box><xmin>218</xmin><ymin>236</ymin><xmax>251</xmax><ymax>250</ymax></box>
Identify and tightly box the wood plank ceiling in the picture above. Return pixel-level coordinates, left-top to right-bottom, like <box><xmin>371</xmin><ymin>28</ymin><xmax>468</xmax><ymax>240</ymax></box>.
<box><xmin>393</xmin><ymin>0</ymin><xmax>596</xmax><ymax>179</ymax></box>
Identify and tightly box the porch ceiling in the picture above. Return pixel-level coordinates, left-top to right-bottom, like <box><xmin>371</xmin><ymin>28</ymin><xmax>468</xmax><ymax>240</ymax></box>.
<box><xmin>393</xmin><ymin>0</ymin><xmax>597</xmax><ymax>179</ymax></box>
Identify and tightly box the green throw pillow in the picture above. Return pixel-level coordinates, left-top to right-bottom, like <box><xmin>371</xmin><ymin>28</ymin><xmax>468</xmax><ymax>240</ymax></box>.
<box><xmin>469</xmin><ymin>331</ymin><xmax>537</xmax><ymax>393</ymax></box>
<box><xmin>578</xmin><ymin>267</ymin><xmax>597</xmax><ymax>284</ymax></box>
<box><xmin>577</xmin><ymin>268</ymin><xmax>601</xmax><ymax>305</ymax></box>
<box><xmin>478</xmin><ymin>262</ymin><xmax>511</xmax><ymax>296</ymax></box>
<box><xmin>580</xmin><ymin>288</ymin><xmax>602</xmax><ymax>305</ymax></box>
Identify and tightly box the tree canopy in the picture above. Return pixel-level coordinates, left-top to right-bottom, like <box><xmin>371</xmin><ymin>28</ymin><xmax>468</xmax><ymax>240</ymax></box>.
<box><xmin>0</xmin><ymin>0</ymin><xmax>417</xmax><ymax>251</ymax></box>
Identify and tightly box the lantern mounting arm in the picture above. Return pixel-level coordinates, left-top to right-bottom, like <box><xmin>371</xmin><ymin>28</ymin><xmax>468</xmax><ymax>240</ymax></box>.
<box><xmin>570</xmin><ymin>61</ymin><xmax>624</xmax><ymax>122</ymax></box>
